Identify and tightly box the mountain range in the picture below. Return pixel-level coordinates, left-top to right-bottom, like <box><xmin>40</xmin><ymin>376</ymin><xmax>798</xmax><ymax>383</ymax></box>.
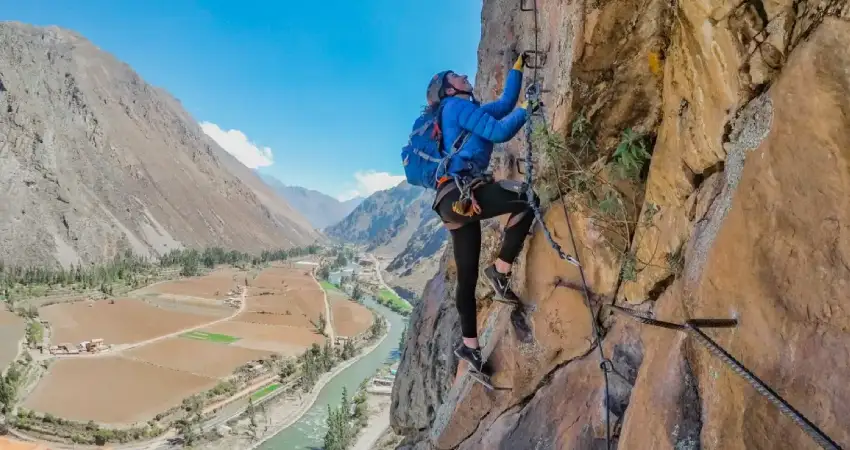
<box><xmin>0</xmin><ymin>19</ymin><xmax>445</xmax><ymax>303</ymax></box>
<box><xmin>0</xmin><ymin>22</ymin><xmax>321</xmax><ymax>267</ymax></box>
<box><xmin>257</xmin><ymin>173</ymin><xmax>363</xmax><ymax>230</ymax></box>
<box><xmin>325</xmin><ymin>181</ymin><xmax>447</xmax><ymax>301</ymax></box>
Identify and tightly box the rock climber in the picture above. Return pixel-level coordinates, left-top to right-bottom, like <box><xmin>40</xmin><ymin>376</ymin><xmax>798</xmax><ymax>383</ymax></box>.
<box><xmin>424</xmin><ymin>53</ymin><xmax>541</xmax><ymax>376</ymax></box>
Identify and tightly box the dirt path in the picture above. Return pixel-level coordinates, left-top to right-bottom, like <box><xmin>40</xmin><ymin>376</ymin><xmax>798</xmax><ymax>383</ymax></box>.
<box><xmin>310</xmin><ymin>266</ymin><xmax>335</xmax><ymax>345</ymax></box>
<box><xmin>40</xmin><ymin>286</ymin><xmax>248</xmax><ymax>361</ymax></box>
<box><xmin>369</xmin><ymin>254</ymin><xmax>411</xmax><ymax>308</ymax></box>
<box><xmin>351</xmin><ymin>396</ymin><xmax>391</xmax><ymax>450</ymax></box>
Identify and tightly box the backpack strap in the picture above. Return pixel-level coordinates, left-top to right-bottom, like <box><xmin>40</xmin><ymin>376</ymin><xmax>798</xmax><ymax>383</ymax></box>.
<box><xmin>433</xmin><ymin>100</ymin><xmax>472</xmax><ymax>183</ymax></box>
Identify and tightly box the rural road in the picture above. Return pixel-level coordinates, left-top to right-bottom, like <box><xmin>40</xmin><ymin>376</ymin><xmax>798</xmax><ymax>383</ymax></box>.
<box><xmin>40</xmin><ymin>285</ymin><xmax>249</xmax><ymax>360</ymax></box>
<box><xmin>368</xmin><ymin>254</ymin><xmax>411</xmax><ymax>308</ymax></box>
<box><xmin>310</xmin><ymin>263</ymin><xmax>335</xmax><ymax>345</ymax></box>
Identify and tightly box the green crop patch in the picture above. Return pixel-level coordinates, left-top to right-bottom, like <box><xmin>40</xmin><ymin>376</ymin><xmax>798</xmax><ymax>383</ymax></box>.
<box><xmin>320</xmin><ymin>280</ymin><xmax>343</xmax><ymax>292</ymax></box>
<box><xmin>377</xmin><ymin>288</ymin><xmax>412</xmax><ymax>313</ymax></box>
<box><xmin>180</xmin><ymin>330</ymin><xmax>240</xmax><ymax>343</ymax></box>
<box><xmin>251</xmin><ymin>383</ymin><xmax>282</xmax><ymax>401</ymax></box>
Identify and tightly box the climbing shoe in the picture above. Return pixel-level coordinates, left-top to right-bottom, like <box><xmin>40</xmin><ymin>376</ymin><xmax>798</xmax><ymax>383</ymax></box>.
<box><xmin>484</xmin><ymin>265</ymin><xmax>521</xmax><ymax>306</ymax></box>
<box><xmin>454</xmin><ymin>343</ymin><xmax>491</xmax><ymax>375</ymax></box>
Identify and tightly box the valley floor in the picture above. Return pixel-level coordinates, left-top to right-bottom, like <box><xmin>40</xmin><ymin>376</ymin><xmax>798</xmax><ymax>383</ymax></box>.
<box><xmin>3</xmin><ymin>255</ymin><xmax>378</xmax><ymax>448</ymax></box>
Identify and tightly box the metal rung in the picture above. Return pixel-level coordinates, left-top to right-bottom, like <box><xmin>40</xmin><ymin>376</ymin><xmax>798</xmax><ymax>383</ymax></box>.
<box><xmin>516</xmin><ymin>158</ymin><xmax>530</xmax><ymax>175</ymax></box>
<box><xmin>523</xmin><ymin>50</ymin><xmax>547</xmax><ymax>69</ymax></box>
<box><xmin>520</xmin><ymin>0</ymin><xmax>535</xmax><ymax>11</ymax></box>
<box><xmin>687</xmin><ymin>318</ymin><xmax>739</xmax><ymax>329</ymax></box>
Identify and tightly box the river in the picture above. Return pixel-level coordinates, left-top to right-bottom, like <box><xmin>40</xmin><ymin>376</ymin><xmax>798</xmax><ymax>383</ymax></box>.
<box><xmin>256</xmin><ymin>266</ymin><xmax>406</xmax><ymax>449</ymax></box>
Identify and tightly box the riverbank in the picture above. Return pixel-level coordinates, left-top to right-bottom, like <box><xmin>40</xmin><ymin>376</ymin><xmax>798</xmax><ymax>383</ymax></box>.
<box><xmin>351</xmin><ymin>394</ymin><xmax>391</xmax><ymax>450</ymax></box>
<box><xmin>199</xmin><ymin>318</ymin><xmax>391</xmax><ymax>450</ymax></box>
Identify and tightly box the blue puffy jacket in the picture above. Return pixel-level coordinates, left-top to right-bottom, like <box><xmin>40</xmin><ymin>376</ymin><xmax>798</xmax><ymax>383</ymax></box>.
<box><xmin>439</xmin><ymin>67</ymin><xmax>528</xmax><ymax>179</ymax></box>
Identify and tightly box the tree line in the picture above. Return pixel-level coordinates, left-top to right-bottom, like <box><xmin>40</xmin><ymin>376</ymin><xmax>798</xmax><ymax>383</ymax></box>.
<box><xmin>293</xmin><ymin>336</ymin><xmax>357</xmax><ymax>393</ymax></box>
<box><xmin>0</xmin><ymin>244</ymin><xmax>320</xmax><ymax>289</ymax></box>
<box><xmin>323</xmin><ymin>385</ymin><xmax>369</xmax><ymax>450</ymax></box>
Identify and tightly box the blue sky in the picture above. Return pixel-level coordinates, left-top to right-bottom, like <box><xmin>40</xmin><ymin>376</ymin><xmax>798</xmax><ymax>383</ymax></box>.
<box><xmin>4</xmin><ymin>0</ymin><xmax>482</xmax><ymax>200</ymax></box>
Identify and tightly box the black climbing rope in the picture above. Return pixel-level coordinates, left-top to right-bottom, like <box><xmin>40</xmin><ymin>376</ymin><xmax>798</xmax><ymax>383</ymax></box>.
<box><xmin>607</xmin><ymin>304</ymin><xmax>843</xmax><ymax>450</ymax></box>
<box><xmin>519</xmin><ymin>2</ymin><xmax>614</xmax><ymax>449</ymax></box>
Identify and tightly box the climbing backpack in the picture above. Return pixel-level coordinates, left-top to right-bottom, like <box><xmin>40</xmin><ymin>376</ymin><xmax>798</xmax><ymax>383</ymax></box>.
<box><xmin>400</xmin><ymin>103</ymin><xmax>470</xmax><ymax>190</ymax></box>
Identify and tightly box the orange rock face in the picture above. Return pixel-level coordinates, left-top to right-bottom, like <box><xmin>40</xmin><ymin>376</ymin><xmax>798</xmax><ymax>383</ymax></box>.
<box><xmin>391</xmin><ymin>1</ymin><xmax>850</xmax><ymax>450</ymax></box>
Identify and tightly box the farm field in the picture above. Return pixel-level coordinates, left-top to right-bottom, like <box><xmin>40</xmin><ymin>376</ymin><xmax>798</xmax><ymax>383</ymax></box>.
<box><xmin>252</xmin><ymin>267</ymin><xmax>317</xmax><ymax>292</ymax></box>
<box><xmin>251</xmin><ymin>383</ymin><xmax>281</xmax><ymax>401</ymax></box>
<box><xmin>20</xmin><ymin>264</ymin><xmax>333</xmax><ymax>429</ymax></box>
<box><xmin>40</xmin><ymin>298</ymin><xmax>231</xmax><ymax>345</ymax></box>
<box><xmin>235</xmin><ymin>310</ymin><xmax>314</xmax><ymax>327</ymax></box>
<box><xmin>203</xmin><ymin>320</ymin><xmax>325</xmax><ymax>356</ymax></box>
<box><xmin>181</xmin><ymin>330</ymin><xmax>240</xmax><ymax>343</ymax></box>
<box><xmin>140</xmin><ymin>267</ymin><xmax>247</xmax><ymax>300</ymax></box>
<box><xmin>0</xmin><ymin>310</ymin><xmax>25</xmax><ymax>369</ymax></box>
<box><xmin>327</xmin><ymin>291</ymin><xmax>373</xmax><ymax>337</ymax></box>
<box><xmin>124</xmin><ymin>337</ymin><xmax>272</xmax><ymax>378</ymax></box>
<box><xmin>0</xmin><ymin>436</ymin><xmax>50</xmax><ymax>449</ymax></box>
<box><xmin>244</xmin><ymin>290</ymin><xmax>324</xmax><ymax>320</ymax></box>
<box><xmin>22</xmin><ymin>356</ymin><xmax>217</xmax><ymax>425</ymax></box>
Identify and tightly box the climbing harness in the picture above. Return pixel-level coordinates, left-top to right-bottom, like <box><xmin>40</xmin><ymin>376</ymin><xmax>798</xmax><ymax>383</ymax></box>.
<box><xmin>450</xmin><ymin>176</ymin><xmax>486</xmax><ymax>217</ymax></box>
<box><xmin>516</xmin><ymin>1</ymin><xmax>841</xmax><ymax>449</ymax></box>
<box><xmin>606</xmin><ymin>305</ymin><xmax>842</xmax><ymax>450</ymax></box>
<box><xmin>431</xmin><ymin>174</ymin><xmax>495</xmax><ymax>229</ymax></box>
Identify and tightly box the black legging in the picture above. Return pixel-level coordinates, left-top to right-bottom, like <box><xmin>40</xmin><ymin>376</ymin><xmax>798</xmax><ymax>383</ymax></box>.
<box><xmin>434</xmin><ymin>179</ymin><xmax>538</xmax><ymax>339</ymax></box>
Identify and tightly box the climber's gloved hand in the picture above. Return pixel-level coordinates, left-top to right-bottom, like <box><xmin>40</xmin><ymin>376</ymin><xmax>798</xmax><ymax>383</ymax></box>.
<box><xmin>521</xmin><ymin>82</ymin><xmax>542</xmax><ymax>113</ymax></box>
<box><xmin>521</xmin><ymin>98</ymin><xmax>541</xmax><ymax>113</ymax></box>
<box><xmin>525</xmin><ymin>83</ymin><xmax>540</xmax><ymax>102</ymax></box>
<box><xmin>513</xmin><ymin>52</ymin><xmax>525</xmax><ymax>71</ymax></box>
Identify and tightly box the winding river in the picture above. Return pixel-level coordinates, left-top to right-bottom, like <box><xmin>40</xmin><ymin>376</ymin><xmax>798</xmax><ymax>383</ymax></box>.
<box><xmin>256</xmin><ymin>268</ymin><xmax>406</xmax><ymax>449</ymax></box>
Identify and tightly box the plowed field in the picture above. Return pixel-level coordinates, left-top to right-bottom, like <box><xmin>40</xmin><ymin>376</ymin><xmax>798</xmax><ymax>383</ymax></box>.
<box><xmin>146</xmin><ymin>268</ymin><xmax>247</xmax><ymax>300</ymax></box>
<box><xmin>328</xmin><ymin>291</ymin><xmax>373</xmax><ymax>337</ymax></box>
<box><xmin>22</xmin><ymin>356</ymin><xmax>216</xmax><ymax>425</ymax></box>
<box><xmin>124</xmin><ymin>337</ymin><xmax>273</xmax><ymax>378</ymax></box>
<box><xmin>0</xmin><ymin>310</ymin><xmax>24</xmax><ymax>369</ymax></box>
<box><xmin>23</xmin><ymin>265</ymin><xmax>333</xmax><ymax>425</ymax></box>
<box><xmin>203</xmin><ymin>321</ymin><xmax>324</xmax><ymax>356</ymax></box>
<box><xmin>40</xmin><ymin>298</ymin><xmax>230</xmax><ymax>345</ymax></box>
<box><xmin>252</xmin><ymin>268</ymin><xmax>316</xmax><ymax>292</ymax></box>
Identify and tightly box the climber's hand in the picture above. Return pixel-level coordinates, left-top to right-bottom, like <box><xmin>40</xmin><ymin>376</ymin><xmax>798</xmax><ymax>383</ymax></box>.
<box><xmin>524</xmin><ymin>83</ymin><xmax>540</xmax><ymax>102</ymax></box>
<box><xmin>521</xmin><ymin>83</ymin><xmax>542</xmax><ymax>113</ymax></box>
<box><xmin>521</xmin><ymin>98</ymin><xmax>541</xmax><ymax>113</ymax></box>
<box><xmin>513</xmin><ymin>53</ymin><xmax>525</xmax><ymax>71</ymax></box>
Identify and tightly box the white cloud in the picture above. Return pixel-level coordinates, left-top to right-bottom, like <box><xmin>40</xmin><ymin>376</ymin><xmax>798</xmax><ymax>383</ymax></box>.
<box><xmin>199</xmin><ymin>121</ymin><xmax>274</xmax><ymax>169</ymax></box>
<box><xmin>337</xmin><ymin>170</ymin><xmax>405</xmax><ymax>201</ymax></box>
<box><xmin>336</xmin><ymin>190</ymin><xmax>362</xmax><ymax>202</ymax></box>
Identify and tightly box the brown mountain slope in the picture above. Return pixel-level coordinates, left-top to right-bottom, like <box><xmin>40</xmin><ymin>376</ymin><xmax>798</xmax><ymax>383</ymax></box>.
<box><xmin>0</xmin><ymin>22</ymin><xmax>319</xmax><ymax>267</ymax></box>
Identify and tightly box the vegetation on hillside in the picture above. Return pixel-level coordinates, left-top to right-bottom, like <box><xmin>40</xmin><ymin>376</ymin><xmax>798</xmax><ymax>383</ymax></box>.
<box><xmin>533</xmin><ymin>113</ymin><xmax>658</xmax><ymax>282</ymax></box>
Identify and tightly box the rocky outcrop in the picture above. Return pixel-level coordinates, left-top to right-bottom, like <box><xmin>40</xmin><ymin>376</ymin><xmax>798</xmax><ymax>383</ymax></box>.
<box><xmin>392</xmin><ymin>1</ymin><xmax>850</xmax><ymax>449</ymax></box>
<box><xmin>384</xmin><ymin>213</ymin><xmax>447</xmax><ymax>303</ymax></box>
<box><xmin>0</xmin><ymin>22</ymin><xmax>320</xmax><ymax>267</ymax></box>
